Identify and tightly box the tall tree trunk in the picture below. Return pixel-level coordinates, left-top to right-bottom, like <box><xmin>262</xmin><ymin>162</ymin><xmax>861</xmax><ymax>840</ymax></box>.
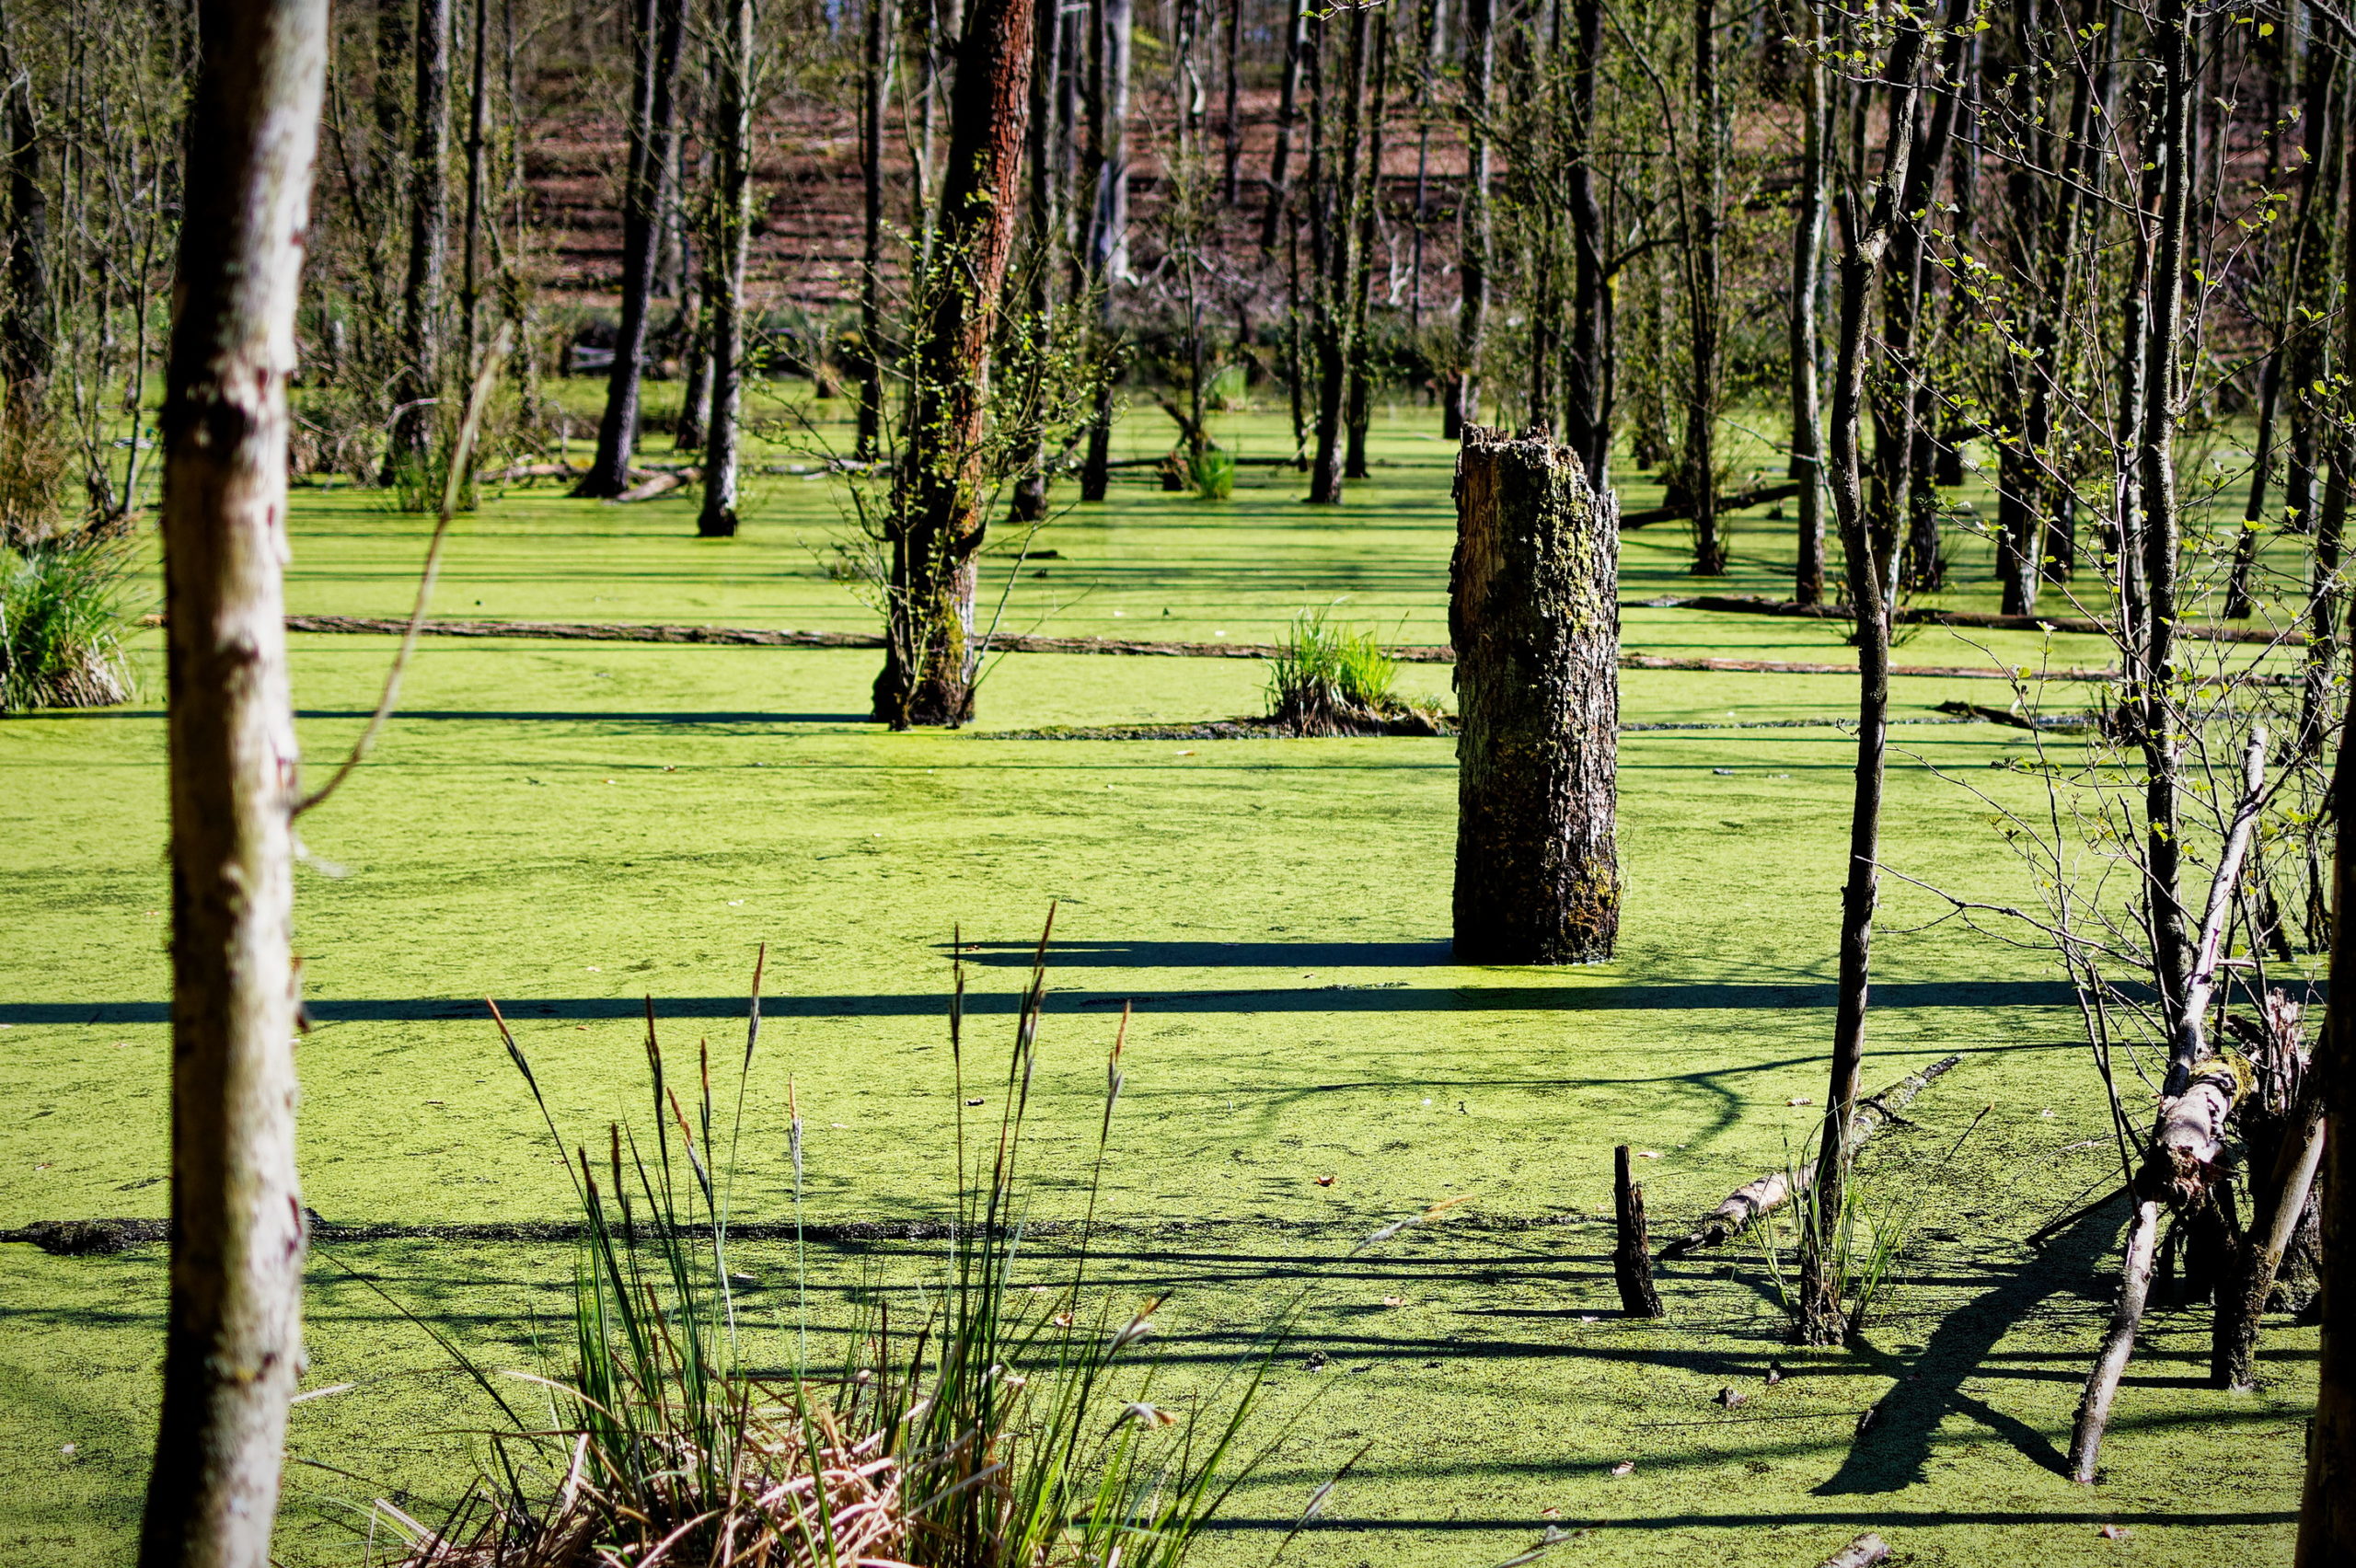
<box><xmin>581</xmin><ymin>0</ymin><xmax>685</xmax><ymax>498</ymax></box>
<box><xmin>872</xmin><ymin>0</ymin><xmax>1035</xmax><ymax>727</ymax></box>
<box><xmin>0</xmin><ymin>36</ymin><xmax>52</xmax><ymax>393</ymax></box>
<box><xmin>1343</xmin><ymin>7</ymin><xmax>1387</xmax><ymax>481</ymax></box>
<box><xmin>2299</xmin><ymin>491</ymin><xmax>2356</xmax><ymax>1562</ymax></box>
<box><xmin>1787</xmin><ymin>0</ymin><xmax>1827</xmax><ymax>605</ymax></box>
<box><xmin>457</xmin><ymin>0</ymin><xmax>490</xmax><ymax>380</ymax></box>
<box><xmin>1079</xmin><ymin>0</ymin><xmax>1131</xmax><ymax>501</ymax></box>
<box><xmin>1445</xmin><ymin>0</ymin><xmax>1490</xmax><ymax>439</ymax></box>
<box><xmin>2139</xmin><ymin>0</ymin><xmax>2195</xmax><ymax>1067</ymax></box>
<box><xmin>387</xmin><ymin>0</ymin><xmax>450</xmax><ymax>479</ymax></box>
<box><xmin>1309</xmin><ymin>0</ymin><xmax>1366</xmax><ymax>503</ymax></box>
<box><xmin>1451</xmin><ymin>426</ymin><xmax>1620</xmax><ymax>963</ymax></box>
<box><xmin>1879</xmin><ymin>13</ymin><xmax>1962</xmax><ymax>594</ymax></box>
<box><xmin>1796</xmin><ymin>11</ymin><xmax>1925</xmax><ymax>1349</ymax></box>
<box><xmin>1684</xmin><ymin>0</ymin><xmax>1723</xmax><ymax>574</ymax></box>
<box><xmin>1010</xmin><ymin>0</ymin><xmax>1059</xmax><ymax>521</ymax></box>
<box><xmin>136</xmin><ymin>0</ymin><xmax>325</xmax><ymax>1559</ymax></box>
<box><xmin>857</xmin><ymin>0</ymin><xmax>895</xmax><ymax>461</ymax></box>
<box><xmin>696</xmin><ymin>0</ymin><xmax>753</xmax><ymax>538</ymax></box>
<box><xmin>1219</xmin><ymin>0</ymin><xmax>1242</xmax><ymax>203</ymax></box>
<box><xmin>1260</xmin><ymin>0</ymin><xmax>1308</xmax><ymax>249</ymax></box>
<box><xmin>1562</xmin><ymin>0</ymin><xmax>1606</xmax><ymax>483</ymax></box>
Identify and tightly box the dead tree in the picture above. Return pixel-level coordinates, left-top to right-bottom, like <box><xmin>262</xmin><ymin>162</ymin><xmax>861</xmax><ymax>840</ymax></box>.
<box><xmin>1342</xmin><ymin>8</ymin><xmax>1388</xmax><ymax>482</ymax></box>
<box><xmin>1449</xmin><ymin>426</ymin><xmax>1620</xmax><ymax>963</ymax></box>
<box><xmin>857</xmin><ymin>0</ymin><xmax>896</xmax><ymax>462</ymax></box>
<box><xmin>580</xmin><ymin>0</ymin><xmax>687</xmax><ymax>499</ymax></box>
<box><xmin>1308</xmin><ymin>2</ymin><xmax>1368</xmax><ymax>504</ymax></box>
<box><xmin>387</xmin><ymin>0</ymin><xmax>451</xmax><ymax>478</ymax></box>
<box><xmin>1445</xmin><ymin>0</ymin><xmax>1492</xmax><ymax>439</ymax></box>
<box><xmin>137</xmin><ymin>0</ymin><xmax>326</xmax><ymax>1557</ymax></box>
<box><xmin>871</xmin><ymin>0</ymin><xmax>1035</xmax><ymax>727</ymax></box>
<box><xmin>1562</xmin><ymin>0</ymin><xmax>1608</xmax><ymax>485</ymax></box>
<box><xmin>1795</xmin><ymin>11</ymin><xmax>1926</xmax><ymax>1347</ymax></box>
<box><xmin>1683</xmin><ymin>0</ymin><xmax>1725</xmax><ymax>575</ymax></box>
<box><xmin>697</xmin><ymin>0</ymin><xmax>754</xmax><ymax>538</ymax></box>
<box><xmin>1613</xmin><ymin>1145</ymin><xmax>1664</xmax><ymax>1316</ymax></box>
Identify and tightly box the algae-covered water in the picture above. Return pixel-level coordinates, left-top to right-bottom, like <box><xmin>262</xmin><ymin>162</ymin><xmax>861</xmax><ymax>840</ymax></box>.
<box><xmin>0</xmin><ymin>398</ymin><xmax>2316</xmax><ymax>1564</ymax></box>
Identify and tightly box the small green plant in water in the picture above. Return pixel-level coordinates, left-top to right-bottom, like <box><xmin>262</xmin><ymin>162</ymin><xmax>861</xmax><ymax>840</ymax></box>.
<box><xmin>1187</xmin><ymin>444</ymin><xmax>1235</xmax><ymax>501</ymax></box>
<box><xmin>1266</xmin><ymin>608</ymin><xmax>1445</xmax><ymax>736</ymax></box>
<box><xmin>0</xmin><ymin>541</ymin><xmax>135</xmax><ymax>712</ymax></box>
<box><xmin>372</xmin><ymin>917</ymin><xmax>1438</xmax><ymax>1566</ymax></box>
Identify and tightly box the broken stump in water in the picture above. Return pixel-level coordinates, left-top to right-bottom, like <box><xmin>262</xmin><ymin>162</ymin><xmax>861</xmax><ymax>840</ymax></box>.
<box><xmin>1613</xmin><ymin>1145</ymin><xmax>1664</xmax><ymax>1318</ymax></box>
<box><xmin>1450</xmin><ymin>426</ymin><xmax>1620</xmax><ymax>963</ymax></box>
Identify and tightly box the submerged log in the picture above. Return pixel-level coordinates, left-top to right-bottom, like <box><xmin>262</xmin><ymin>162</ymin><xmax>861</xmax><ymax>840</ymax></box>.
<box><xmin>1613</xmin><ymin>1145</ymin><xmax>1664</xmax><ymax>1318</ymax></box>
<box><xmin>1449</xmin><ymin>426</ymin><xmax>1621</xmax><ymax>963</ymax></box>
<box><xmin>1817</xmin><ymin>1536</ymin><xmax>1889</xmax><ymax>1568</ymax></box>
<box><xmin>1658</xmin><ymin>1054</ymin><xmax>1961</xmax><ymax>1260</ymax></box>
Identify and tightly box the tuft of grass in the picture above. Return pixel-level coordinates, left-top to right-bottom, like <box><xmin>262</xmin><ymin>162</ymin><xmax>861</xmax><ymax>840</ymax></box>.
<box><xmin>0</xmin><ymin>541</ymin><xmax>136</xmax><ymax>712</ymax></box>
<box><xmin>380</xmin><ymin>922</ymin><xmax>1315</xmax><ymax>1567</ymax></box>
<box><xmin>1266</xmin><ymin>608</ymin><xmax>1435</xmax><ymax>736</ymax></box>
<box><xmin>1187</xmin><ymin>445</ymin><xmax>1236</xmax><ymax>502</ymax></box>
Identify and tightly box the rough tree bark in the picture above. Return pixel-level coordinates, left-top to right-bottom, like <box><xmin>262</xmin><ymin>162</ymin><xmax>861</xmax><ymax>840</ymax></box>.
<box><xmin>387</xmin><ymin>0</ymin><xmax>450</xmax><ymax>478</ymax></box>
<box><xmin>1449</xmin><ymin>426</ymin><xmax>1620</xmax><ymax>963</ymax></box>
<box><xmin>136</xmin><ymin>0</ymin><xmax>325</xmax><ymax>1559</ymax></box>
<box><xmin>871</xmin><ymin>0</ymin><xmax>1035</xmax><ymax>727</ymax></box>
<box><xmin>1613</xmin><ymin>1144</ymin><xmax>1664</xmax><ymax>1317</ymax></box>
<box><xmin>1795</xmin><ymin>12</ymin><xmax>1926</xmax><ymax>1347</ymax></box>
<box><xmin>697</xmin><ymin>0</ymin><xmax>753</xmax><ymax>538</ymax></box>
<box><xmin>580</xmin><ymin>0</ymin><xmax>686</xmax><ymax>499</ymax></box>
<box><xmin>1444</xmin><ymin>0</ymin><xmax>1491</xmax><ymax>440</ymax></box>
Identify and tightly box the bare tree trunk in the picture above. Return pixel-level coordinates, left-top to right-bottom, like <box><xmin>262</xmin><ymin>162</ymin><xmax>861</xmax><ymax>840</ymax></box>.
<box><xmin>872</xmin><ymin>0</ymin><xmax>1035</xmax><ymax>726</ymax></box>
<box><xmin>1450</xmin><ymin>426</ymin><xmax>1620</xmax><ymax>963</ymax></box>
<box><xmin>0</xmin><ymin>31</ymin><xmax>52</xmax><ymax>393</ymax></box>
<box><xmin>1342</xmin><ymin>8</ymin><xmax>1386</xmax><ymax>482</ymax></box>
<box><xmin>456</xmin><ymin>0</ymin><xmax>491</xmax><ymax>383</ymax></box>
<box><xmin>387</xmin><ymin>0</ymin><xmax>450</xmax><ymax>478</ymax></box>
<box><xmin>1444</xmin><ymin>0</ymin><xmax>1490</xmax><ymax>439</ymax></box>
<box><xmin>1079</xmin><ymin>0</ymin><xmax>1130</xmax><ymax>502</ymax></box>
<box><xmin>581</xmin><ymin>0</ymin><xmax>686</xmax><ymax>498</ymax></box>
<box><xmin>1562</xmin><ymin>0</ymin><xmax>1606</xmax><ymax>483</ymax></box>
<box><xmin>1259</xmin><ymin>0</ymin><xmax>1307</xmax><ymax>250</ymax></box>
<box><xmin>1796</xmin><ymin>12</ymin><xmax>1925</xmax><ymax>1349</ymax></box>
<box><xmin>1787</xmin><ymin>0</ymin><xmax>1827</xmax><ymax>605</ymax></box>
<box><xmin>1307</xmin><ymin>1</ymin><xmax>1364</xmax><ymax>504</ymax></box>
<box><xmin>1613</xmin><ymin>1144</ymin><xmax>1664</xmax><ymax>1317</ymax></box>
<box><xmin>696</xmin><ymin>0</ymin><xmax>753</xmax><ymax>538</ymax></box>
<box><xmin>1684</xmin><ymin>0</ymin><xmax>1724</xmax><ymax>576</ymax></box>
<box><xmin>2299</xmin><ymin>559</ymin><xmax>2356</xmax><ymax>1562</ymax></box>
<box><xmin>1219</xmin><ymin>0</ymin><xmax>1241</xmax><ymax>203</ymax></box>
<box><xmin>1009</xmin><ymin>0</ymin><xmax>1058</xmax><ymax>521</ymax></box>
<box><xmin>136</xmin><ymin>0</ymin><xmax>324</xmax><ymax>1558</ymax></box>
<box><xmin>857</xmin><ymin>0</ymin><xmax>895</xmax><ymax>462</ymax></box>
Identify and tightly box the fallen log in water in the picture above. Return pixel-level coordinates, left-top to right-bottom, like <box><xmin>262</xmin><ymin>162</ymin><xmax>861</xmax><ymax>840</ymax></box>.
<box><xmin>1657</xmin><ymin>1055</ymin><xmax>1962</xmax><ymax>1260</ymax></box>
<box><xmin>1618</xmin><ymin>481</ymin><xmax>1804</xmax><ymax>531</ymax></box>
<box><xmin>228</xmin><ymin>615</ymin><xmax>2123</xmax><ymax>683</ymax></box>
<box><xmin>1645</xmin><ymin>593</ymin><xmax>2299</xmax><ymax>647</ymax></box>
<box><xmin>615</xmin><ymin>466</ymin><xmax>700</xmax><ymax>502</ymax></box>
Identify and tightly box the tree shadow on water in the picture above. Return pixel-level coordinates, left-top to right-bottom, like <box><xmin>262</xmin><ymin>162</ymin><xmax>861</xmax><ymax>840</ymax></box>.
<box><xmin>1816</xmin><ymin>1192</ymin><xmax>2129</xmax><ymax>1493</ymax></box>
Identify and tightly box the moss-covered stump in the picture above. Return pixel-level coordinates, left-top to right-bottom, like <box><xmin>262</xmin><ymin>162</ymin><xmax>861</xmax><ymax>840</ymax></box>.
<box><xmin>1449</xmin><ymin>426</ymin><xmax>1621</xmax><ymax>963</ymax></box>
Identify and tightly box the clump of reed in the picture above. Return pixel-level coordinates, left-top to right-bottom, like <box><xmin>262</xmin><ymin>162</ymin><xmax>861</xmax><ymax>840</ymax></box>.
<box><xmin>1265</xmin><ymin>608</ymin><xmax>1443</xmax><ymax>736</ymax></box>
<box><xmin>376</xmin><ymin>919</ymin><xmax>1326</xmax><ymax>1567</ymax></box>
<box><xmin>1</xmin><ymin>538</ymin><xmax>136</xmax><ymax>711</ymax></box>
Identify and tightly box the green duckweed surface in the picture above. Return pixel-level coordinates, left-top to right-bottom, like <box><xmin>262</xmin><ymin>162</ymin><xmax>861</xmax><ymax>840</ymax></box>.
<box><xmin>0</xmin><ymin>399</ymin><xmax>2319</xmax><ymax>1565</ymax></box>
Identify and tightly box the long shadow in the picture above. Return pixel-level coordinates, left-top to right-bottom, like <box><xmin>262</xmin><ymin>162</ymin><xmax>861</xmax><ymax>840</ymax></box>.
<box><xmin>953</xmin><ymin>939</ymin><xmax>1455</xmax><ymax>968</ymax></box>
<box><xmin>1815</xmin><ymin>1192</ymin><xmax>2130</xmax><ymax>1493</ymax></box>
<box><xmin>0</xmin><ymin>978</ymin><xmax>2103</xmax><ymax>1027</ymax></box>
<box><xmin>295</xmin><ymin>709</ymin><xmax>873</xmax><ymax>725</ymax></box>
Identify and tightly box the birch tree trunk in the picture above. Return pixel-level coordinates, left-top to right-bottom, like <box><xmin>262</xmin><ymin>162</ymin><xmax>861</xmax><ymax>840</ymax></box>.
<box><xmin>1450</xmin><ymin>425</ymin><xmax>1620</xmax><ymax>963</ymax></box>
<box><xmin>136</xmin><ymin>0</ymin><xmax>325</xmax><ymax>1558</ymax></box>
<box><xmin>696</xmin><ymin>0</ymin><xmax>753</xmax><ymax>539</ymax></box>
<box><xmin>872</xmin><ymin>0</ymin><xmax>1034</xmax><ymax>727</ymax></box>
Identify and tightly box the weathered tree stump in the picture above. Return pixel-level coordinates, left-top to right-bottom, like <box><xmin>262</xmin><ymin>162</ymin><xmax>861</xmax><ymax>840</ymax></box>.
<box><xmin>1613</xmin><ymin>1146</ymin><xmax>1664</xmax><ymax>1318</ymax></box>
<box><xmin>1450</xmin><ymin>425</ymin><xmax>1620</xmax><ymax>963</ymax></box>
